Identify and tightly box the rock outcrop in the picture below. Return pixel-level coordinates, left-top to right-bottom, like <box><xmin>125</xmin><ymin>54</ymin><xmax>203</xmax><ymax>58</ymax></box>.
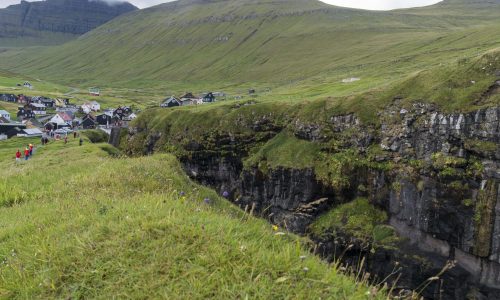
<box><xmin>123</xmin><ymin>101</ymin><xmax>500</xmax><ymax>299</ymax></box>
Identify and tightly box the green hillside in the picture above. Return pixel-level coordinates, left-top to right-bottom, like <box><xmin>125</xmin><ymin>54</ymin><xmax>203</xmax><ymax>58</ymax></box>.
<box><xmin>0</xmin><ymin>0</ymin><xmax>137</xmax><ymax>48</ymax></box>
<box><xmin>0</xmin><ymin>136</ymin><xmax>383</xmax><ymax>298</ymax></box>
<box><xmin>0</xmin><ymin>0</ymin><xmax>499</xmax><ymax>99</ymax></box>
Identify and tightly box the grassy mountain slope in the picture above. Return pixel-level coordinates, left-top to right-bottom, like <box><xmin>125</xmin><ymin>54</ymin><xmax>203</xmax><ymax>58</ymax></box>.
<box><xmin>0</xmin><ymin>136</ymin><xmax>383</xmax><ymax>298</ymax></box>
<box><xmin>0</xmin><ymin>0</ymin><xmax>137</xmax><ymax>47</ymax></box>
<box><xmin>0</xmin><ymin>0</ymin><xmax>499</xmax><ymax>97</ymax></box>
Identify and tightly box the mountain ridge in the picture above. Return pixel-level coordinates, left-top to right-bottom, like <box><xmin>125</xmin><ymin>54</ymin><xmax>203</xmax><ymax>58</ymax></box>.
<box><xmin>0</xmin><ymin>0</ymin><xmax>138</xmax><ymax>46</ymax></box>
<box><xmin>0</xmin><ymin>0</ymin><xmax>499</xmax><ymax>95</ymax></box>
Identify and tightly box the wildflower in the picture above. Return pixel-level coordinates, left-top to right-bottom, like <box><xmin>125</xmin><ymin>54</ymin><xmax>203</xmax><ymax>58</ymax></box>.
<box><xmin>275</xmin><ymin>232</ymin><xmax>286</xmax><ymax>236</ymax></box>
<box><xmin>179</xmin><ymin>191</ymin><xmax>185</xmax><ymax>196</ymax></box>
<box><xmin>222</xmin><ymin>191</ymin><xmax>229</xmax><ymax>198</ymax></box>
<box><xmin>203</xmin><ymin>198</ymin><xmax>211</xmax><ymax>205</ymax></box>
<box><xmin>303</xmin><ymin>267</ymin><xmax>309</xmax><ymax>272</ymax></box>
<box><xmin>300</xmin><ymin>255</ymin><xmax>307</xmax><ymax>260</ymax></box>
<box><xmin>272</xmin><ymin>225</ymin><xmax>279</xmax><ymax>231</ymax></box>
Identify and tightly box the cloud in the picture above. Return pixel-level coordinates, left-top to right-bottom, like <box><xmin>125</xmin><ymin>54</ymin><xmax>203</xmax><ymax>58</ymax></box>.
<box><xmin>321</xmin><ymin>0</ymin><xmax>442</xmax><ymax>10</ymax></box>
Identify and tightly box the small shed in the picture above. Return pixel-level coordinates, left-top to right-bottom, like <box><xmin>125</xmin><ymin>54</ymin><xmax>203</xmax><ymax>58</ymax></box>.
<box><xmin>89</xmin><ymin>87</ymin><xmax>100</xmax><ymax>96</ymax></box>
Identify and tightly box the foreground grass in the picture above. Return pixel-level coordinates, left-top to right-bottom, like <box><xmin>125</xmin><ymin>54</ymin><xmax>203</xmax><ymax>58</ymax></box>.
<box><xmin>0</xmin><ymin>137</ymin><xmax>382</xmax><ymax>299</ymax></box>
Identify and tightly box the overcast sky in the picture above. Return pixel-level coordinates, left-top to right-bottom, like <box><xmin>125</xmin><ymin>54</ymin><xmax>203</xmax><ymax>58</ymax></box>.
<box><xmin>0</xmin><ymin>0</ymin><xmax>443</xmax><ymax>10</ymax></box>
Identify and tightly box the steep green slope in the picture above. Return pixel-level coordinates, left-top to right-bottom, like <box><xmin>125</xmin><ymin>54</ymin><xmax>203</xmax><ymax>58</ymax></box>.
<box><xmin>0</xmin><ymin>0</ymin><xmax>137</xmax><ymax>47</ymax></box>
<box><xmin>0</xmin><ymin>0</ymin><xmax>499</xmax><ymax>97</ymax></box>
<box><xmin>0</xmin><ymin>136</ymin><xmax>383</xmax><ymax>298</ymax></box>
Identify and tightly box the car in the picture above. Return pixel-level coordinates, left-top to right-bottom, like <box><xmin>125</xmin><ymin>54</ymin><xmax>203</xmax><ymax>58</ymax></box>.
<box><xmin>54</xmin><ymin>128</ymin><xmax>73</xmax><ymax>135</ymax></box>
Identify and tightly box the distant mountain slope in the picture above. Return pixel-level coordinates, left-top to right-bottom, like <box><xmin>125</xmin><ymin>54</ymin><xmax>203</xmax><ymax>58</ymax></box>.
<box><xmin>0</xmin><ymin>0</ymin><xmax>137</xmax><ymax>47</ymax></box>
<box><xmin>0</xmin><ymin>0</ymin><xmax>499</xmax><ymax>92</ymax></box>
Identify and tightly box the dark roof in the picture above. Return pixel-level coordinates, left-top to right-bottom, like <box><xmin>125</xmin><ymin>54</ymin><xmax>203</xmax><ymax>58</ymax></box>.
<box><xmin>180</xmin><ymin>92</ymin><xmax>197</xmax><ymax>99</ymax></box>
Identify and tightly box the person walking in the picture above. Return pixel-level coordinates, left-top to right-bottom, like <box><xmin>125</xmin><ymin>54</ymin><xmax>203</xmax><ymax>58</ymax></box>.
<box><xmin>24</xmin><ymin>147</ymin><xmax>30</xmax><ymax>160</ymax></box>
<box><xmin>29</xmin><ymin>144</ymin><xmax>33</xmax><ymax>156</ymax></box>
<box><xmin>79</xmin><ymin>138</ymin><xmax>83</xmax><ymax>146</ymax></box>
<box><xmin>15</xmin><ymin>149</ymin><xmax>21</xmax><ymax>162</ymax></box>
<box><xmin>64</xmin><ymin>136</ymin><xmax>68</xmax><ymax>144</ymax></box>
<box><xmin>74</xmin><ymin>131</ymin><xmax>77</xmax><ymax>139</ymax></box>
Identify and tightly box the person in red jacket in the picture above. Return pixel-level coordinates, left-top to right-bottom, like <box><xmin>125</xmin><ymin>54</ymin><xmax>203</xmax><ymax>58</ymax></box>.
<box><xmin>15</xmin><ymin>149</ymin><xmax>21</xmax><ymax>162</ymax></box>
<box><xmin>24</xmin><ymin>147</ymin><xmax>30</xmax><ymax>160</ymax></box>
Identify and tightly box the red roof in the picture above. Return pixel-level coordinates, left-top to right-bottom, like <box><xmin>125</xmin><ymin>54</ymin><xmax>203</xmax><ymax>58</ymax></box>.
<box><xmin>58</xmin><ymin>112</ymin><xmax>73</xmax><ymax>122</ymax></box>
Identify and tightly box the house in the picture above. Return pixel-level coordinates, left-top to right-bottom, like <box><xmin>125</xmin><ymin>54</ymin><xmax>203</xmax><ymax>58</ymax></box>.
<box><xmin>30</xmin><ymin>103</ymin><xmax>47</xmax><ymax>115</ymax></box>
<box><xmin>22</xmin><ymin>118</ymin><xmax>43</xmax><ymax>129</ymax></box>
<box><xmin>89</xmin><ymin>87</ymin><xmax>100</xmax><ymax>96</ymax></box>
<box><xmin>17</xmin><ymin>107</ymin><xmax>34</xmax><ymax>119</ymax></box>
<box><xmin>180</xmin><ymin>92</ymin><xmax>202</xmax><ymax>105</ymax></box>
<box><xmin>113</xmin><ymin>106</ymin><xmax>127</xmax><ymax>120</ymax></box>
<box><xmin>161</xmin><ymin>96</ymin><xmax>181</xmax><ymax>108</ymax></box>
<box><xmin>202</xmin><ymin>92</ymin><xmax>216</xmax><ymax>103</ymax></box>
<box><xmin>55</xmin><ymin>98</ymin><xmax>70</xmax><ymax>107</ymax></box>
<box><xmin>90</xmin><ymin>101</ymin><xmax>101</xmax><ymax>111</ymax></box>
<box><xmin>81</xmin><ymin>101</ymin><xmax>100</xmax><ymax>113</ymax></box>
<box><xmin>213</xmin><ymin>92</ymin><xmax>225</xmax><ymax>98</ymax></box>
<box><xmin>46</xmin><ymin>112</ymin><xmax>73</xmax><ymax>129</ymax></box>
<box><xmin>81</xmin><ymin>114</ymin><xmax>97</xmax><ymax>129</ymax></box>
<box><xmin>0</xmin><ymin>122</ymin><xmax>26</xmax><ymax>138</ymax></box>
<box><xmin>96</xmin><ymin>113</ymin><xmax>112</xmax><ymax>126</ymax></box>
<box><xmin>32</xmin><ymin>96</ymin><xmax>55</xmax><ymax>108</ymax></box>
<box><xmin>17</xmin><ymin>94</ymin><xmax>29</xmax><ymax>104</ymax></box>
<box><xmin>23</xmin><ymin>81</ymin><xmax>33</xmax><ymax>89</ymax></box>
<box><xmin>19</xmin><ymin>128</ymin><xmax>43</xmax><ymax>137</ymax></box>
<box><xmin>0</xmin><ymin>110</ymin><xmax>10</xmax><ymax>121</ymax></box>
<box><xmin>56</xmin><ymin>105</ymin><xmax>79</xmax><ymax>114</ymax></box>
<box><xmin>0</xmin><ymin>94</ymin><xmax>18</xmax><ymax>102</ymax></box>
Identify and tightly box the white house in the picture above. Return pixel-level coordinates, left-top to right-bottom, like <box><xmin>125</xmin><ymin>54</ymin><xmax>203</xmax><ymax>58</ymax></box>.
<box><xmin>90</xmin><ymin>101</ymin><xmax>101</xmax><ymax>111</ymax></box>
<box><xmin>81</xmin><ymin>101</ymin><xmax>101</xmax><ymax>113</ymax></box>
<box><xmin>0</xmin><ymin>110</ymin><xmax>10</xmax><ymax>121</ymax></box>
<box><xmin>48</xmin><ymin>112</ymin><xmax>72</xmax><ymax>127</ymax></box>
<box><xmin>81</xmin><ymin>104</ymin><xmax>92</xmax><ymax>114</ymax></box>
<box><xmin>23</xmin><ymin>81</ymin><xmax>33</xmax><ymax>89</ymax></box>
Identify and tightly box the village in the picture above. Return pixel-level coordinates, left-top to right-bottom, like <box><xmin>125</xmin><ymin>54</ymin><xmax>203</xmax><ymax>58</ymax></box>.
<box><xmin>0</xmin><ymin>83</ymin><xmax>138</xmax><ymax>140</ymax></box>
<box><xmin>0</xmin><ymin>80</ymin><xmax>236</xmax><ymax>141</ymax></box>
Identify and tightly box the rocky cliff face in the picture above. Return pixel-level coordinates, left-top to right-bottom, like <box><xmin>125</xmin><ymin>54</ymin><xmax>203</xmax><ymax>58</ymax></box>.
<box><xmin>0</xmin><ymin>0</ymin><xmax>137</xmax><ymax>38</ymax></box>
<box><xmin>123</xmin><ymin>98</ymin><xmax>500</xmax><ymax>298</ymax></box>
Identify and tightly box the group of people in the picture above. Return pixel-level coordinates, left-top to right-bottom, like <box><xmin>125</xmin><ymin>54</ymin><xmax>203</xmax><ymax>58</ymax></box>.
<box><xmin>14</xmin><ymin>131</ymin><xmax>84</xmax><ymax>162</ymax></box>
<box><xmin>15</xmin><ymin>143</ymin><xmax>34</xmax><ymax>161</ymax></box>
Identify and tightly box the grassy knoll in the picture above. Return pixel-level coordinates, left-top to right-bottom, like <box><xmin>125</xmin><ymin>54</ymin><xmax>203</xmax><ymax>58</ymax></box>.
<box><xmin>0</xmin><ymin>136</ymin><xmax>383</xmax><ymax>298</ymax></box>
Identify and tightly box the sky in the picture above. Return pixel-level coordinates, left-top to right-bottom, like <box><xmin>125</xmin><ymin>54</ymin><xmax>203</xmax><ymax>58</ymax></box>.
<box><xmin>0</xmin><ymin>0</ymin><xmax>443</xmax><ymax>10</ymax></box>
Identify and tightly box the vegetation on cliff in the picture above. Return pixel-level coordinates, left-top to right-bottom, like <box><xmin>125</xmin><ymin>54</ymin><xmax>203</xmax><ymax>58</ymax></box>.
<box><xmin>0</xmin><ymin>137</ymin><xmax>384</xmax><ymax>298</ymax></box>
